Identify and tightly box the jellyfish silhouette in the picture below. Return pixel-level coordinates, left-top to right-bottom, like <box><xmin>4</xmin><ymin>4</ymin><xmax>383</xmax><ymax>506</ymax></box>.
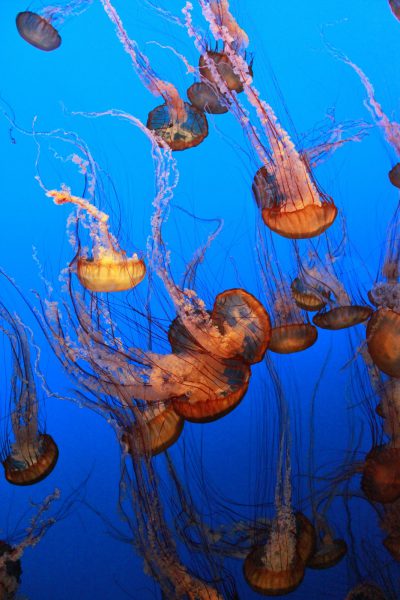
<box><xmin>0</xmin><ymin>306</ymin><xmax>58</xmax><ymax>486</ymax></box>
<box><xmin>16</xmin><ymin>11</ymin><xmax>61</xmax><ymax>51</ymax></box>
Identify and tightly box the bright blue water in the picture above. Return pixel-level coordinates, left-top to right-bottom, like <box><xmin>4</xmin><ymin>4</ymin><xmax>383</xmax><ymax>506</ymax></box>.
<box><xmin>0</xmin><ymin>1</ymin><xmax>399</xmax><ymax>598</ymax></box>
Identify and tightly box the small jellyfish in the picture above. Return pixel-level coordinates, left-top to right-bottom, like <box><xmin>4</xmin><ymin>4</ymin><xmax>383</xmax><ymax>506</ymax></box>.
<box><xmin>0</xmin><ymin>308</ymin><xmax>58</xmax><ymax>486</ymax></box>
<box><xmin>122</xmin><ymin>404</ymin><xmax>184</xmax><ymax>457</ymax></box>
<box><xmin>313</xmin><ymin>305</ymin><xmax>373</xmax><ymax>330</ymax></box>
<box><xmin>290</xmin><ymin>277</ymin><xmax>330</xmax><ymax>312</ymax></box>
<box><xmin>187</xmin><ymin>82</ymin><xmax>228</xmax><ymax>115</ymax></box>
<box><xmin>16</xmin><ymin>11</ymin><xmax>61</xmax><ymax>51</ymax></box>
<box><xmin>388</xmin><ymin>162</ymin><xmax>400</xmax><ymax>188</ymax></box>
<box><xmin>48</xmin><ymin>189</ymin><xmax>146</xmax><ymax>293</ymax></box>
<box><xmin>199</xmin><ymin>50</ymin><xmax>250</xmax><ymax>94</ymax></box>
<box><xmin>307</xmin><ymin>527</ymin><xmax>347</xmax><ymax>570</ymax></box>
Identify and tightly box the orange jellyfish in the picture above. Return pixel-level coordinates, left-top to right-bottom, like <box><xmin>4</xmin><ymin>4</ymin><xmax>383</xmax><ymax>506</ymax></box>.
<box><xmin>292</xmin><ymin>241</ymin><xmax>373</xmax><ymax>331</ymax></box>
<box><xmin>122</xmin><ymin>404</ymin><xmax>184</xmax><ymax>457</ymax></box>
<box><xmin>100</xmin><ymin>0</ymin><xmax>208</xmax><ymax>151</ymax></box>
<box><xmin>184</xmin><ymin>0</ymin><xmax>338</xmax><ymax>239</ymax></box>
<box><xmin>367</xmin><ymin>207</ymin><xmax>400</xmax><ymax>377</ymax></box>
<box><xmin>243</xmin><ymin>359</ymin><xmax>315</xmax><ymax>595</ymax></box>
<box><xmin>48</xmin><ymin>188</ymin><xmax>146</xmax><ymax>293</ymax></box>
<box><xmin>0</xmin><ymin>307</ymin><xmax>58</xmax><ymax>486</ymax></box>
<box><xmin>258</xmin><ymin>235</ymin><xmax>317</xmax><ymax>353</ymax></box>
<box><xmin>307</xmin><ymin>517</ymin><xmax>347</xmax><ymax>570</ymax></box>
<box><xmin>361</xmin><ymin>445</ymin><xmax>400</xmax><ymax>504</ymax></box>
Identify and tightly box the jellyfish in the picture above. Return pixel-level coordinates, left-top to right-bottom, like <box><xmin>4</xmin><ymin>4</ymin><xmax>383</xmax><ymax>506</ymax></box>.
<box><xmin>243</xmin><ymin>359</ymin><xmax>316</xmax><ymax>595</ymax></box>
<box><xmin>187</xmin><ymin>81</ymin><xmax>228</xmax><ymax>114</ymax></box>
<box><xmin>0</xmin><ymin>306</ymin><xmax>58</xmax><ymax>486</ymax></box>
<box><xmin>257</xmin><ymin>231</ymin><xmax>317</xmax><ymax>354</ymax></box>
<box><xmin>183</xmin><ymin>0</ymin><xmax>338</xmax><ymax>239</ymax></box>
<box><xmin>345</xmin><ymin>583</ymin><xmax>388</xmax><ymax>600</ymax></box>
<box><xmin>367</xmin><ymin>206</ymin><xmax>400</xmax><ymax>377</ymax></box>
<box><xmin>16</xmin><ymin>1</ymin><xmax>92</xmax><ymax>51</ymax></box>
<box><xmin>0</xmin><ymin>490</ymin><xmax>59</xmax><ymax>598</ymax></box>
<box><xmin>100</xmin><ymin>0</ymin><xmax>208</xmax><ymax>151</ymax></box>
<box><xmin>48</xmin><ymin>188</ymin><xmax>146</xmax><ymax>293</ymax></box>
<box><xmin>16</xmin><ymin>11</ymin><xmax>61</xmax><ymax>51</ymax></box>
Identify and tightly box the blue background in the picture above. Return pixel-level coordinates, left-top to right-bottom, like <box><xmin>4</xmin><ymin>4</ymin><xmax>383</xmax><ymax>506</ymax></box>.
<box><xmin>0</xmin><ymin>1</ymin><xmax>399</xmax><ymax>598</ymax></box>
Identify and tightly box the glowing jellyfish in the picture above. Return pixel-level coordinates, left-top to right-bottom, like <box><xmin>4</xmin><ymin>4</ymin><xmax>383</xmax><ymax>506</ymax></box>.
<box><xmin>16</xmin><ymin>11</ymin><xmax>61</xmax><ymax>51</ymax></box>
<box><xmin>184</xmin><ymin>1</ymin><xmax>338</xmax><ymax>239</ymax></box>
<box><xmin>267</xmin><ymin>282</ymin><xmax>317</xmax><ymax>354</ymax></box>
<box><xmin>100</xmin><ymin>0</ymin><xmax>208</xmax><ymax>151</ymax></box>
<box><xmin>48</xmin><ymin>189</ymin><xmax>146</xmax><ymax>293</ymax></box>
<box><xmin>0</xmin><ymin>308</ymin><xmax>58</xmax><ymax>486</ymax></box>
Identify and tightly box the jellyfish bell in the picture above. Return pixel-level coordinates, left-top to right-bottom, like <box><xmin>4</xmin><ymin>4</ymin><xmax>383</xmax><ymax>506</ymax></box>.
<box><xmin>290</xmin><ymin>277</ymin><xmax>330</xmax><ymax>312</ymax></box>
<box><xmin>389</xmin><ymin>0</ymin><xmax>400</xmax><ymax>22</ymax></box>
<box><xmin>361</xmin><ymin>445</ymin><xmax>400</xmax><ymax>504</ymax></box>
<box><xmin>16</xmin><ymin>11</ymin><xmax>61</xmax><ymax>51</ymax></box>
<box><xmin>383</xmin><ymin>534</ymin><xmax>400</xmax><ymax>561</ymax></box>
<box><xmin>243</xmin><ymin>512</ymin><xmax>315</xmax><ymax>596</ymax></box>
<box><xmin>146</xmin><ymin>102</ymin><xmax>208</xmax><ymax>151</ymax></box>
<box><xmin>3</xmin><ymin>432</ymin><xmax>59</xmax><ymax>486</ymax></box>
<box><xmin>345</xmin><ymin>582</ymin><xmax>387</xmax><ymax>600</ymax></box>
<box><xmin>171</xmin><ymin>354</ymin><xmax>251</xmax><ymax>423</ymax></box>
<box><xmin>252</xmin><ymin>166</ymin><xmax>337</xmax><ymax>240</ymax></box>
<box><xmin>187</xmin><ymin>82</ymin><xmax>229</xmax><ymax>115</ymax></box>
<box><xmin>367</xmin><ymin>307</ymin><xmax>400</xmax><ymax>378</ymax></box>
<box><xmin>76</xmin><ymin>251</ymin><xmax>146</xmax><ymax>293</ymax></box>
<box><xmin>269</xmin><ymin>323</ymin><xmax>317</xmax><ymax>354</ymax></box>
<box><xmin>307</xmin><ymin>534</ymin><xmax>347</xmax><ymax>570</ymax></box>
<box><xmin>122</xmin><ymin>405</ymin><xmax>184</xmax><ymax>457</ymax></box>
<box><xmin>199</xmin><ymin>51</ymin><xmax>250</xmax><ymax>93</ymax></box>
<box><xmin>388</xmin><ymin>162</ymin><xmax>400</xmax><ymax>188</ymax></box>
<box><xmin>210</xmin><ymin>289</ymin><xmax>271</xmax><ymax>365</ymax></box>
<box><xmin>313</xmin><ymin>305</ymin><xmax>373</xmax><ymax>330</ymax></box>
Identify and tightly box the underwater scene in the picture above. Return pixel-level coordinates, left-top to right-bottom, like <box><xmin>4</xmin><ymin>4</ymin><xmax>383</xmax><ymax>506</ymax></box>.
<box><xmin>0</xmin><ymin>0</ymin><xmax>400</xmax><ymax>598</ymax></box>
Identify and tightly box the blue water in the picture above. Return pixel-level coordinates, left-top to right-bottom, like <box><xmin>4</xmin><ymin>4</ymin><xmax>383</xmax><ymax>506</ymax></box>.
<box><xmin>0</xmin><ymin>1</ymin><xmax>399</xmax><ymax>598</ymax></box>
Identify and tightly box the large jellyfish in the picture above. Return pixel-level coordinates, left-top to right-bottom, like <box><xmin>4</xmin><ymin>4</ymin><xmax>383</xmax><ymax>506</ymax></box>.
<box><xmin>183</xmin><ymin>0</ymin><xmax>338</xmax><ymax>239</ymax></box>
<box><xmin>0</xmin><ymin>305</ymin><xmax>58</xmax><ymax>486</ymax></box>
<box><xmin>16</xmin><ymin>1</ymin><xmax>92</xmax><ymax>51</ymax></box>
